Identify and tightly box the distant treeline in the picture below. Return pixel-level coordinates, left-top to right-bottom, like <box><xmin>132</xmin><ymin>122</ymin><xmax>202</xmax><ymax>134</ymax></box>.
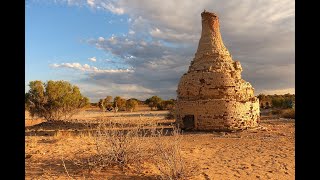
<box><xmin>257</xmin><ymin>94</ymin><xmax>295</xmax><ymax>109</ymax></box>
<box><xmin>95</xmin><ymin>95</ymin><xmax>176</xmax><ymax>112</ymax></box>
<box><xmin>94</xmin><ymin>93</ymin><xmax>296</xmax><ymax>111</ymax></box>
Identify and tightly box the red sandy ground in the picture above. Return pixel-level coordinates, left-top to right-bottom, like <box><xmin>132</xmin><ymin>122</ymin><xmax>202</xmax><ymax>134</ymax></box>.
<box><xmin>25</xmin><ymin>108</ymin><xmax>294</xmax><ymax>179</ymax></box>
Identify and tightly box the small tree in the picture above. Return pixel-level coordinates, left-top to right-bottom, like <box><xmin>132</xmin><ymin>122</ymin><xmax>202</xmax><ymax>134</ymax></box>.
<box><xmin>283</xmin><ymin>99</ymin><xmax>294</xmax><ymax>109</ymax></box>
<box><xmin>25</xmin><ymin>80</ymin><xmax>90</xmax><ymax>121</ymax></box>
<box><xmin>128</xmin><ymin>98</ymin><xmax>140</xmax><ymax>104</ymax></box>
<box><xmin>126</xmin><ymin>99</ymin><xmax>139</xmax><ymax>112</ymax></box>
<box><xmin>98</xmin><ymin>96</ymin><xmax>113</xmax><ymax>111</ymax></box>
<box><xmin>98</xmin><ymin>99</ymin><xmax>105</xmax><ymax>111</ymax></box>
<box><xmin>104</xmin><ymin>96</ymin><xmax>113</xmax><ymax>110</ymax></box>
<box><xmin>105</xmin><ymin>96</ymin><xmax>113</xmax><ymax>103</ymax></box>
<box><xmin>145</xmin><ymin>96</ymin><xmax>163</xmax><ymax>110</ymax></box>
<box><xmin>265</xmin><ymin>102</ymin><xmax>270</xmax><ymax>109</ymax></box>
<box><xmin>271</xmin><ymin>97</ymin><xmax>283</xmax><ymax>108</ymax></box>
<box><xmin>158</xmin><ymin>99</ymin><xmax>175</xmax><ymax>110</ymax></box>
<box><xmin>257</xmin><ymin>94</ymin><xmax>266</xmax><ymax>101</ymax></box>
<box><xmin>113</xmin><ymin>96</ymin><xmax>126</xmax><ymax>111</ymax></box>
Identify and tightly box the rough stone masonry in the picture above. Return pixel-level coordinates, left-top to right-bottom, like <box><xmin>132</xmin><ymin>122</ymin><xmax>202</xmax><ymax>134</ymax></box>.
<box><xmin>176</xmin><ymin>11</ymin><xmax>260</xmax><ymax>131</ymax></box>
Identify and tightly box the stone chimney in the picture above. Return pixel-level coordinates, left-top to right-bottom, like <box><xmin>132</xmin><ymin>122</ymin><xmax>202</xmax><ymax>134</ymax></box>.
<box><xmin>195</xmin><ymin>11</ymin><xmax>230</xmax><ymax>59</ymax></box>
<box><xmin>176</xmin><ymin>11</ymin><xmax>260</xmax><ymax>131</ymax></box>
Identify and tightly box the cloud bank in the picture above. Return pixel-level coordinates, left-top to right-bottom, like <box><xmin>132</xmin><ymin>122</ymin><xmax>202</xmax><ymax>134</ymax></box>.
<box><xmin>50</xmin><ymin>0</ymin><xmax>295</xmax><ymax>102</ymax></box>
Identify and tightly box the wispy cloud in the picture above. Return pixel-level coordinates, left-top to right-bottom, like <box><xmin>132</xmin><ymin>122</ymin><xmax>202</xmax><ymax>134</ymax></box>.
<box><xmin>96</xmin><ymin>1</ymin><xmax>124</xmax><ymax>15</ymax></box>
<box><xmin>86</xmin><ymin>0</ymin><xmax>94</xmax><ymax>7</ymax></box>
<box><xmin>50</xmin><ymin>62</ymin><xmax>134</xmax><ymax>73</ymax></box>
<box><xmin>88</xmin><ymin>57</ymin><xmax>96</xmax><ymax>62</ymax></box>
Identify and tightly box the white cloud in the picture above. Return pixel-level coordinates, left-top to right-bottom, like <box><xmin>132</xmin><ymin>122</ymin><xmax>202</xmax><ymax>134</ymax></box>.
<box><xmin>100</xmin><ymin>2</ymin><xmax>124</xmax><ymax>15</ymax></box>
<box><xmin>50</xmin><ymin>63</ymin><xmax>60</xmax><ymax>68</ymax></box>
<box><xmin>149</xmin><ymin>27</ymin><xmax>198</xmax><ymax>43</ymax></box>
<box><xmin>128</xmin><ymin>30</ymin><xmax>135</xmax><ymax>35</ymax></box>
<box><xmin>86</xmin><ymin>0</ymin><xmax>94</xmax><ymax>7</ymax></box>
<box><xmin>108</xmin><ymin>35</ymin><xmax>117</xmax><ymax>44</ymax></box>
<box><xmin>88</xmin><ymin>57</ymin><xmax>97</xmax><ymax>62</ymax></box>
<box><xmin>83</xmin><ymin>64</ymin><xmax>90</xmax><ymax>69</ymax></box>
<box><xmin>50</xmin><ymin>62</ymin><xmax>134</xmax><ymax>73</ymax></box>
<box><xmin>98</xmin><ymin>37</ymin><xmax>105</xmax><ymax>41</ymax></box>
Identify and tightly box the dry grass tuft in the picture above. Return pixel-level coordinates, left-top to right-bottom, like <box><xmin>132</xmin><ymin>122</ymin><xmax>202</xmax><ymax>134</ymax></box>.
<box><xmin>26</xmin><ymin>136</ymin><xmax>38</xmax><ymax>149</ymax></box>
<box><xmin>54</xmin><ymin>130</ymin><xmax>73</xmax><ymax>139</ymax></box>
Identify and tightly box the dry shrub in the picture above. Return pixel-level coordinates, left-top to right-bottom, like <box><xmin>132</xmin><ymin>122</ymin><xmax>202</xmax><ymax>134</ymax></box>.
<box><xmin>271</xmin><ymin>108</ymin><xmax>295</xmax><ymax>119</ymax></box>
<box><xmin>271</xmin><ymin>109</ymin><xmax>282</xmax><ymax>115</ymax></box>
<box><xmin>152</xmin><ymin>127</ymin><xmax>189</xmax><ymax>180</ymax></box>
<box><xmin>165</xmin><ymin>108</ymin><xmax>176</xmax><ymax>120</ymax></box>
<box><xmin>70</xmin><ymin>118</ymin><xmax>190</xmax><ymax>179</ymax></box>
<box><xmin>93</xmin><ymin>121</ymin><xmax>149</xmax><ymax>168</ymax></box>
<box><xmin>280</xmin><ymin>109</ymin><xmax>295</xmax><ymax>119</ymax></box>
<box><xmin>77</xmin><ymin>119</ymin><xmax>159</xmax><ymax>173</ymax></box>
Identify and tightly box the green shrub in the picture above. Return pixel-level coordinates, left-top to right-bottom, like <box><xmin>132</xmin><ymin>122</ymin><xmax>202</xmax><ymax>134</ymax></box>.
<box><xmin>25</xmin><ymin>80</ymin><xmax>90</xmax><ymax>121</ymax></box>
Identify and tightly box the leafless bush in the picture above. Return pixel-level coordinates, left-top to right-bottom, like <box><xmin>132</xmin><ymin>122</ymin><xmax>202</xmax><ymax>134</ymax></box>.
<box><xmin>152</xmin><ymin>127</ymin><xmax>189</xmax><ymax>180</ymax></box>
<box><xmin>70</xmin><ymin>118</ymin><xmax>190</xmax><ymax>179</ymax></box>
<box><xmin>87</xmin><ymin>120</ymin><xmax>156</xmax><ymax>171</ymax></box>
<box><xmin>165</xmin><ymin>107</ymin><xmax>176</xmax><ymax>120</ymax></box>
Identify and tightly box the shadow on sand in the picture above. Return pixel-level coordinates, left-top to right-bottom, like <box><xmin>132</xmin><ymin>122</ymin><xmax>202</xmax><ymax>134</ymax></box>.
<box><xmin>25</xmin><ymin>120</ymin><xmax>176</xmax><ymax>137</ymax></box>
<box><xmin>26</xmin><ymin>156</ymin><xmax>158</xmax><ymax>179</ymax></box>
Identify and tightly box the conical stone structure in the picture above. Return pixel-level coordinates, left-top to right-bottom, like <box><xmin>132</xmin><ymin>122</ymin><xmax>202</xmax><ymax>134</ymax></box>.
<box><xmin>176</xmin><ymin>11</ymin><xmax>260</xmax><ymax>131</ymax></box>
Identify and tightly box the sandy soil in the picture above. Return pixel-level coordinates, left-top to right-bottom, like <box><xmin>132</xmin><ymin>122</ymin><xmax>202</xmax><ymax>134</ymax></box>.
<box><xmin>25</xmin><ymin>108</ymin><xmax>295</xmax><ymax>179</ymax></box>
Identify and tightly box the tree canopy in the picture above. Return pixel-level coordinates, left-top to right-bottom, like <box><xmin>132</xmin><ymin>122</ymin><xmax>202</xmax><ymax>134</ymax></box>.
<box><xmin>145</xmin><ymin>96</ymin><xmax>163</xmax><ymax>110</ymax></box>
<box><xmin>114</xmin><ymin>96</ymin><xmax>126</xmax><ymax>111</ymax></box>
<box><xmin>126</xmin><ymin>99</ymin><xmax>139</xmax><ymax>112</ymax></box>
<box><xmin>25</xmin><ymin>80</ymin><xmax>90</xmax><ymax>121</ymax></box>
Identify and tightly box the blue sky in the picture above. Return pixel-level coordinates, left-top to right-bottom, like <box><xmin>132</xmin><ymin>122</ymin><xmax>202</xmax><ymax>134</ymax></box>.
<box><xmin>26</xmin><ymin>0</ymin><xmax>295</xmax><ymax>102</ymax></box>
<box><xmin>26</xmin><ymin>1</ymin><xmax>129</xmax><ymax>82</ymax></box>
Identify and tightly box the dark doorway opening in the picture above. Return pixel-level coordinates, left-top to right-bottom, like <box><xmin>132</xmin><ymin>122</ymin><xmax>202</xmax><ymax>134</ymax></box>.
<box><xmin>183</xmin><ymin>115</ymin><xmax>195</xmax><ymax>129</ymax></box>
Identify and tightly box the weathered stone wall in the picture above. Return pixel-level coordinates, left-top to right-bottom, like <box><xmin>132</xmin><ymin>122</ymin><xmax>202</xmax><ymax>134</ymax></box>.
<box><xmin>176</xmin><ymin>99</ymin><xmax>259</xmax><ymax>131</ymax></box>
<box><xmin>176</xmin><ymin>11</ymin><xmax>260</xmax><ymax>131</ymax></box>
